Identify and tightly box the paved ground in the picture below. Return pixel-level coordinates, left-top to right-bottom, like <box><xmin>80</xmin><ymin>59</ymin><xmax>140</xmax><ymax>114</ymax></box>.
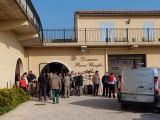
<box><xmin>0</xmin><ymin>96</ymin><xmax>160</xmax><ymax>120</ymax></box>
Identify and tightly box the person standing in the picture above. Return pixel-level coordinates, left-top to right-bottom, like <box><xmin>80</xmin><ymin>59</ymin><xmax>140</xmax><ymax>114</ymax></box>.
<box><xmin>77</xmin><ymin>72</ymin><xmax>83</xmax><ymax>96</ymax></box>
<box><xmin>72</xmin><ymin>72</ymin><xmax>78</xmax><ymax>95</ymax></box>
<box><xmin>93</xmin><ymin>70</ymin><xmax>100</xmax><ymax>96</ymax></box>
<box><xmin>32</xmin><ymin>80</ymin><xmax>39</xmax><ymax>97</ymax></box>
<box><xmin>27</xmin><ymin>70</ymin><xmax>36</xmax><ymax>82</ymax></box>
<box><xmin>74</xmin><ymin>73</ymin><xmax>79</xmax><ymax>95</ymax></box>
<box><xmin>23</xmin><ymin>72</ymin><xmax>28</xmax><ymax>91</ymax></box>
<box><xmin>38</xmin><ymin>72</ymin><xmax>48</xmax><ymax>101</ymax></box>
<box><xmin>108</xmin><ymin>73</ymin><xmax>116</xmax><ymax>98</ymax></box>
<box><xmin>27</xmin><ymin>70</ymin><xmax>36</xmax><ymax>96</ymax></box>
<box><xmin>23</xmin><ymin>72</ymin><xmax>28</xmax><ymax>84</ymax></box>
<box><xmin>70</xmin><ymin>71</ymin><xmax>74</xmax><ymax>96</ymax></box>
<box><xmin>63</xmin><ymin>72</ymin><xmax>71</xmax><ymax>98</ymax></box>
<box><xmin>15</xmin><ymin>73</ymin><xmax>20</xmax><ymax>87</ymax></box>
<box><xmin>102</xmin><ymin>72</ymin><xmax>109</xmax><ymax>96</ymax></box>
<box><xmin>19</xmin><ymin>76</ymin><xmax>27</xmax><ymax>92</ymax></box>
<box><xmin>60</xmin><ymin>73</ymin><xmax>65</xmax><ymax>97</ymax></box>
<box><xmin>49</xmin><ymin>72</ymin><xmax>61</xmax><ymax>104</ymax></box>
<box><xmin>58</xmin><ymin>73</ymin><xmax>64</xmax><ymax>96</ymax></box>
<box><xmin>46</xmin><ymin>72</ymin><xmax>51</xmax><ymax>98</ymax></box>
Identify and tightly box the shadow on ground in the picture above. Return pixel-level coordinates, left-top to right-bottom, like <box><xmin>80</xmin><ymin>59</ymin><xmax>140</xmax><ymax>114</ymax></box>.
<box><xmin>31</xmin><ymin>97</ymin><xmax>53</xmax><ymax>105</ymax></box>
<box><xmin>70</xmin><ymin>97</ymin><xmax>121</xmax><ymax>111</ymax></box>
<box><xmin>69</xmin><ymin>97</ymin><xmax>160</xmax><ymax>114</ymax></box>
<box><xmin>132</xmin><ymin>113</ymin><xmax>160</xmax><ymax>120</ymax></box>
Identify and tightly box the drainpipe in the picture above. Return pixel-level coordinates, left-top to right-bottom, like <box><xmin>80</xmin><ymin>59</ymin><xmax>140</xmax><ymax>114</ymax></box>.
<box><xmin>26</xmin><ymin>48</ymin><xmax>30</xmax><ymax>72</ymax></box>
<box><xmin>105</xmin><ymin>49</ymin><xmax>108</xmax><ymax>72</ymax></box>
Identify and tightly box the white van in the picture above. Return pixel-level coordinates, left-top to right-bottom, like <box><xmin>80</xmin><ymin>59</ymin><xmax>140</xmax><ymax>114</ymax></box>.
<box><xmin>117</xmin><ymin>67</ymin><xmax>160</xmax><ymax>111</ymax></box>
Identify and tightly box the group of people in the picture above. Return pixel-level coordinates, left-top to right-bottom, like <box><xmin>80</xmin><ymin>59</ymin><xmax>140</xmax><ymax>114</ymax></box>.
<box><xmin>15</xmin><ymin>71</ymin><xmax>37</xmax><ymax>96</ymax></box>
<box><xmin>38</xmin><ymin>71</ymin><xmax>84</xmax><ymax>104</ymax></box>
<box><xmin>15</xmin><ymin>70</ymin><xmax>117</xmax><ymax>104</ymax></box>
<box><xmin>101</xmin><ymin>72</ymin><xmax>117</xmax><ymax>98</ymax></box>
<box><xmin>92</xmin><ymin>70</ymin><xmax>117</xmax><ymax>98</ymax></box>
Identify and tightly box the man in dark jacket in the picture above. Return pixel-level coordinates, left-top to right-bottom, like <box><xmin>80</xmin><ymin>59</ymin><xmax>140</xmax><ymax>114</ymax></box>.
<box><xmin>27</xmin><ymin>70</ymin><xmax>36</xmax><ymax>96</ymax></box>
<box><xmin>77</xmin><ymin>72</ymin><xmax>83</xmax><ymax>96</ymax></box>
<box><xmin>38</xmin><ymin>72</ymin><xmax>47</xmax><ymax>101</ymax></box>
<box><xmin>27</xmin><ymin>70</ymin><xmax>36</xmax><ymax>82</ymax></box>
<box><xmin>102</xmin><ymin>72</ymin><xmax>109</xmax><ymax>96</ymax></box>
<box><xmin>74</xmin><ymin>73</ymin><xmax>78</xmax><ymax>95</ymax></box>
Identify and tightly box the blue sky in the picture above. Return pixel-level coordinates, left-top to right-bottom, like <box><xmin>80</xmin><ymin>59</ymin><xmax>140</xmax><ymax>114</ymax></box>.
<box><xmin>32</xmin><ymin>0</ymin><xmax>160</xmax><ymax>29</ymax></box>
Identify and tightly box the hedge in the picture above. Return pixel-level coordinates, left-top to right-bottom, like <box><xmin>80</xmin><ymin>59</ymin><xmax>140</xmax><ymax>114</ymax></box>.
<box><xmin>0</xmin><ymin>87</ymin><xmax>30</xmax><ymax>115</ymax></box>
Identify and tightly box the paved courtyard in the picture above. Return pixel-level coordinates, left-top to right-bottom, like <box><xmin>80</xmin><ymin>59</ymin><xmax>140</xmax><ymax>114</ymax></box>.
<box><xmin>0</xmin><ymin>96</ymin><xmax>160</xmax><ymax>120</ymax></box>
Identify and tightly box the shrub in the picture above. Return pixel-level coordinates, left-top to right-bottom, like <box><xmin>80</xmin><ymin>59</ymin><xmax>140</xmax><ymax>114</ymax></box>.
<box><xmin>0</xmin><ymin>87</ymin><xmax>30</xmax><ymax>115</ymax></box>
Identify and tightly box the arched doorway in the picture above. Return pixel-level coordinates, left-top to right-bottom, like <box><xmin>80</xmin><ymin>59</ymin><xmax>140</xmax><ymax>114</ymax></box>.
<box><xmin>41</xmin><ymin>62</ymin><xmax>69</xmax><ymax>74</ymax></box>
<box><xmin>15</xmin><ymin>58</ymin><xmax>23</xmax><ymax>87</ymax></box>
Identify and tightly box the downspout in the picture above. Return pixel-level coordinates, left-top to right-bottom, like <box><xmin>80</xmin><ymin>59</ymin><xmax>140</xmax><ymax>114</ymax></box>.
<box><xmin>27</xmin><ymin>48</ymin><xmax>30</xmax><ymax>72</ymax></box>
<box><xmin>105</xmin><ymin>49</ymin><xmax>108</xmax><ymax>72</ymax></box>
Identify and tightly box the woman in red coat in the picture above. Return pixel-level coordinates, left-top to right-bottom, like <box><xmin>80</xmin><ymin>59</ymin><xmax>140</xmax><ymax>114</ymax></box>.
<box><xmin>19</xmin><ymin>76</ymin><xmax>27</xmax><ymax>92</ymax></box>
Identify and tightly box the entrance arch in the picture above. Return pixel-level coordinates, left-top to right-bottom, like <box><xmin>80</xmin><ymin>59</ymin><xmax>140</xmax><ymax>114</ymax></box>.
<box><xmin>15</xmin><ymin>58</ymin><xmax>23</xmax><ymax>86</ymax></box>
<box><xmin>41</xmin><ymin>62</ymin><xmax>70</xmax><ymax>74</ymax></box>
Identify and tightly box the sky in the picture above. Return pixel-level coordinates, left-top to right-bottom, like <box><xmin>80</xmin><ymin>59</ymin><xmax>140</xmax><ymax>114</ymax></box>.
<box><xmin>32</xmin><ymin>0</ymin><xmax>160</xmax><ymax>29</ymax></box>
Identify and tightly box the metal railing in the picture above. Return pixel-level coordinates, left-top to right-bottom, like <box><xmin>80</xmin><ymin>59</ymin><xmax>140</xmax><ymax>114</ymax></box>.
<box><xmin>44</xmin><ymin>29</ymin><xmax>75</xmax><ymax>43</ymax></box>
<box><xmin>16</xmin><ymin>0</ymin><xmax>43</xmax><ymax>42</ymax></box>
<box><xmin>43</xmin><ymin>28</ymin><xmax>160</xmax><ymax>43</ymax></box>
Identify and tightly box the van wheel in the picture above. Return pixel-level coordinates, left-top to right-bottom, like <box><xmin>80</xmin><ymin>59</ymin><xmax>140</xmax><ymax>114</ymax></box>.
<box><xmin>121</xmin><ymin>103</ymin><xmax>128</xmax><ymax>110</ymax></box>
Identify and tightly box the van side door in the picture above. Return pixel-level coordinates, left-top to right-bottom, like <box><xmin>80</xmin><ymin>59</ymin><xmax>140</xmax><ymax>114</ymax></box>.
<box><xmin>136</xmin><ymin>69</ymin><xmax>154</xmax><ymax>102</ymax></box>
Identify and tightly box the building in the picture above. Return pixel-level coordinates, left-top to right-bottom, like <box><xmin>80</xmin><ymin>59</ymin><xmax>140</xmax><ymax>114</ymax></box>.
<box><xmin>1</xmin><ymin>0</ymin><xmax>160</xmax><ymax>89</ymax></box>
<box><xmin>0</xmin><ymin>0</ymin><xmax>42</xmax><ymax>88</ymax></box>
<box><xmin>37</xmin><ymin>10</ymin><xmax>160</xmax><ymax>80</ymax></box>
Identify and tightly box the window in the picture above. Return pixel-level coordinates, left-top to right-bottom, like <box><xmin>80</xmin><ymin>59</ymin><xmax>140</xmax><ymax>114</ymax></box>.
<box><xmin>99</xmin><ymin>22</ymin><xmax>115</xmax><ymax>42</ymax></box>
<box><xmin>143</xmin><ymin>21</ymin><xmax>155</xmax><ymax>42</ymax></box>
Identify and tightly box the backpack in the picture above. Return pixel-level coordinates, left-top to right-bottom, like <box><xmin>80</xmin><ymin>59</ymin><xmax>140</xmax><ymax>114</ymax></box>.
<box><xmin>109</xmin><ymin>75</ymin><xmax>114</xmax><ymax>82</ymax></box>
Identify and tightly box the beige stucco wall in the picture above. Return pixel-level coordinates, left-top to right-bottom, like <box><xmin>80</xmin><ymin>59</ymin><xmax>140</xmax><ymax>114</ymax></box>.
<box><xmin>0</xmin><ymin>31</ymin><xmax>27</xmax><ymax>88</ymax></box>
<box><xmin>146</xmin><ymin>54</ymin><xmax>160</xmax><ymax>67</ymax></box>
<box><xmin>76</xmin><ymin>16</ymin><xmax>160</xmax><ymax>42</ymax></box>
<box><xmin>29</xmin><ymin>47</ymin><xmax>160</xmax><ymax>77</ymax></box>
<box><xmin>77</xmin><ymin>16</ymin><xmax>160</xmax><ymax>28</ymax></box>
<box><xmin>29</xmin><ymin>46</ymin><xmax>160</xmax><ymax>78</ymax></box>
<box><xmin>29</xmin><ymin>47</ymin><xmax>106</xmax><ymax>80</ymax></box>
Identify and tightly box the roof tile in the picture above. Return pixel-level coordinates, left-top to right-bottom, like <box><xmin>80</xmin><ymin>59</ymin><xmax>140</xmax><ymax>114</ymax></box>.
<box><xmin>75</xmin><ymin>10</ymin><xmax>160</xmax><ymax>16</ymax></box>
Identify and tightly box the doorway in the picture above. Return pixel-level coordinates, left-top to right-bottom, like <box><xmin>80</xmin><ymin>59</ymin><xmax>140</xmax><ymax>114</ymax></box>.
<box><xmin>15</xmin><ymin>58</ymin><xmax>23</xmax><ymax>87</ymax></box>
<box><xmin>40</xmin><ymin>62</ymin><xmax>69</xmax><ymax>74</ymax></box>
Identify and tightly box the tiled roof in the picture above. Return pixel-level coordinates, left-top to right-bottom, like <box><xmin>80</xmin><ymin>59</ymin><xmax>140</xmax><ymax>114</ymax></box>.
<box><xmin>75</xmin><ymin>10</ymin><xmax>160</xmax><ymax>16</ymax></box>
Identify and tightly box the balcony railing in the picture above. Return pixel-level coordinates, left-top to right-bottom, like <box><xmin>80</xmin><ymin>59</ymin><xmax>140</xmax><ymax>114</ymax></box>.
<box><xmin>16</xmin><ymin>0</ymin><xmax>43</xmax><ymax>42</ymax></box>
<box><xmin>43</xmin><ymin>28</ymin><xmax>160</xmax><ymax>44</ymax></box>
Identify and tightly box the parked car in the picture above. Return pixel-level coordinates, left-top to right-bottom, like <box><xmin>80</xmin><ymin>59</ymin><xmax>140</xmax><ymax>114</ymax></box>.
<box><xmin>117</xmin><ymin>67</ymin><xmax>160</xmax><ymax>112</ymax></box>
